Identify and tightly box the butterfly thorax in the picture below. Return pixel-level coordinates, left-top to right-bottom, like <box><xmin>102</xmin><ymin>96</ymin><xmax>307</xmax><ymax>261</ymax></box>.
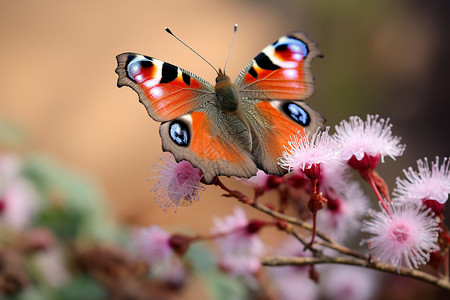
<box><xmin>214</xmin><ymin>69</ymin><xmax>240</xmax><ymax>112</ymax></box>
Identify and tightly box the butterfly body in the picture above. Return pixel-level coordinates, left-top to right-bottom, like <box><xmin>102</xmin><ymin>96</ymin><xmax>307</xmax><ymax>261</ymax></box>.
<box><xmin>214</xmin><ymin>70</ymin><xmax>241</xmax><ymax>112</ymax></box>
<box><xmin>116</xmin><ymin>32</ymin><xmax>324</xmax><ymax>183</ymax></box>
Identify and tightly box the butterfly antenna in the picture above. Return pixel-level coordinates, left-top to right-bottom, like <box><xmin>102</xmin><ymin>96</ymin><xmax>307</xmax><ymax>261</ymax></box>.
<box><xmin>165</xmin><ymin>27</ymin><xmax>219</xmax><ymax>75</ymax></box>
<box><xmin>223</xmin><ymin>24</ymin><xmax>238</xmax><ymax>74</ymax></box>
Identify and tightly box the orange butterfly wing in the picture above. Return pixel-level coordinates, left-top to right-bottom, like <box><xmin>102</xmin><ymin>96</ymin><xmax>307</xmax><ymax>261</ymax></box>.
<box><xmin>235</xmin><ymin>32</ymin><xmax>322</xmax><ymax>100</ymax></box>
<box><xmin>236</xmin><ymin>32</ymin><xmax>324</xmax><ymax>174</ymax></box>
<box><xmin>116</xmin><ymin>53</ymin><xmax>214</xmax><ymax>122</ymax></box>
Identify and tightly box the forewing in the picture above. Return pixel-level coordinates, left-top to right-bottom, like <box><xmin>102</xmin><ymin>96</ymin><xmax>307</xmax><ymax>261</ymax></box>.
<box><xmin>235</xmin><ymin>32</ymin><xmax>321</xmax><ymax>100</ymax></box>
<box><xmin>116</xmin><ymin>53</ymin><xmax>214</xmax><ymax>121</ymax></box>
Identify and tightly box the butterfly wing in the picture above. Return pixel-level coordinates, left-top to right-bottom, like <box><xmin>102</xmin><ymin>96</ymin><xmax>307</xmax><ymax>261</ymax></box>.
<box><xmin>235</xmin><ymin>32</ymin><xmax>321</xmax><ymax>100</ymax></box>
<box><xmin>159</xmin><ymin>105</ymin><xmax>257</xmax><ymax>183</ymax></box>
<box><xmin>236</xmin><ymin>32</ymin><xmax>324</xmax><ymax>175</ymax></box>
<box><xmin>242</xmin><ymin>100</ymin><xmax>324</xmax><ymax>175</ymax></box>
<box><xmin>116</xmin><ymin>53</ymin><xmax>214</xmax><ymax>121</ymax></box>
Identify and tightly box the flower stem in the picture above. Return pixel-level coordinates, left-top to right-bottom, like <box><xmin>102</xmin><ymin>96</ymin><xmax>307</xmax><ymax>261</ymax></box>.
<box><xmin>367</xmin><ymin>172</ymin><xmax>390</xmax><ymax>215</ymax></box>
<box><xmin>214</xmin><ymin>177</ymin><xmax>367</xmax><ymax>259</ymax></box>
<box><xmin>262</xmin><ymin>255</ymin><xmax>450</xmax><ymax>291</ymax></box>
<box><xmin>213</xmin><ymin>177</ymin><xmax>253</xmax><ymax>204</ymax></box>
<box><xmin>309</xmin><ymin>212</ymin><xmax>317</xmax><ymax>246</ymax></box>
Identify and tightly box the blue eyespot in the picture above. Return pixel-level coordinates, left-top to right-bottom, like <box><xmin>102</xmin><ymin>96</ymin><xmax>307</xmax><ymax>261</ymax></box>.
<box><xmin>169</xmin><ymin>121</ymin><xmax>190</xmax><ymax>146</ymax></box>
<box><xmin>283</xmin><ymin>102</ymin><xmax>310</xmax><ymax>126</ymax></box>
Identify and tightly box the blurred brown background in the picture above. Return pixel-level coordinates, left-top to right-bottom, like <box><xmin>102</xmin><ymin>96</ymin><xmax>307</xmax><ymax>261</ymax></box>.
<box><xmin>1</xmin><ymin>0</ymin><xmax>449</xmax><ymax>233</ymax></box>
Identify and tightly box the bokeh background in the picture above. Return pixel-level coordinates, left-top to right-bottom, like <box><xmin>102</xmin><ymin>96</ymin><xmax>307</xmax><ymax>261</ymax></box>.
<box><xmin>1</xmin><ymin>0</ymin><xmax>449</xmax><ymax>298</ymax></box>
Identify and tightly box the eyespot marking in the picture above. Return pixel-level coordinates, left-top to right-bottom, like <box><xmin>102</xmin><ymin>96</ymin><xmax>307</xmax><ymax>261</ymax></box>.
<box><xmin>126</xmin><ymin>56</ymin><xmax>154</xmax><ymax>83</ymax></box>
<box><xmin>169</xmin><ymin>120</ymin><xmax>190</xmax><ymax>146</ymax></box>
<box><xmin>285</xmin><ymin>35</ymin><xmax>309</xmax><ymax>56</ymax></box>
<box><xmin>282</xmin><ymin>102</ymin><xmax>310</xmax><ymax>126</ymax></box>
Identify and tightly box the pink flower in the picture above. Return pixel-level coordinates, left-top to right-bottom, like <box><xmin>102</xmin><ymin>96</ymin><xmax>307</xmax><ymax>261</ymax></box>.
<box><xmin>211</xmin><ymin>207</ymin><xmax>265</xmax><ymax>276</ymax></box>
<box><xmin>132</xmin><ymin>225</ymin><xmax>186</xmax><ymax>284</ymax></box>
<box><xmin>279</xmin><ymin>127</ymin><xmax>342</xmax><ymax>179</ymax></box>
<box><xmin>361</xmin><ymin>203</ymin><xmax>439</xmax><ymax>269</ymax></box>
<box><xmin>239</xmin><ymin>170</ymin><xmax>271</xmax><ymax>189</ymax></box>
<box><xmin>269</xmin><ymin>237</ymin><xmax>318</xmax><ymax>300</ymax></box>
<box><xmin>318</xmin><ymin>182</ymin><xmax>370</xmax><ymax>243</ymax></box>
<box><xmin>394</xmin><ymin>157</ymin><xmax>450</xmax><ymax>213</ymax></box>
<box><xmin>133</xmin><ymin>226</ymin><xmax>172</xmax><ymax>264</ymax></box>
<box><xmin>0</xmin><ymin>154</ymin><xmax>39</xmax><ymax>230</ymax></box>
<box><xmin>333</xmin><ymin>115</ymin><xmax>405</xmax><ymax>170</ymax></box>
<box><xmin>150</xmin><ymin>153</ymin><xmax>204</xmax><ymax>212</ymax></box>
<box><xmin>239</xmin><ymin>170</ymin><xmax>283</xmax><ymax>199</ymax></box>
<box><xmin>320</xmin><ymin>265</ymin><xmax>378</xmax><ymax>300</ymax></box>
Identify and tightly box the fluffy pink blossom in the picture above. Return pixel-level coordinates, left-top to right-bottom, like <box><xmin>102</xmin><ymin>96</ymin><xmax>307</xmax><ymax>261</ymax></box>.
<box><xmin>318</xmin><ymin>182</ymin><xmax>370</xmax><ymax>243</ymax></box>
<box><xmin>279</xmin><ymin>127</ymin><xmax>341</xmax><ymax>179</ymax></box>
<box><xmin>394</xmin><ymin>157</ymin><xmax>450</xmax><ymax>212</ymax></box>
<box><xmin>333</xmin><ymin>115</ymin><xmax>405</xmax><ymax>169</ymax></box>
<box><xmin>0</xmin><ymin>154</ymin><xmax>39</xmax><ymax>229</ymax></box>
<box><xmin>361</xmin><ymin>203</ymin><xmax>439</xmax><ymax>269</ymax></box>
<box><xmin>211</xmin><ymin>207</ymin><xmax>265</xmax><ymax>276</ymax></box>
<box><xmin>150</xmin><ymin>153</ymin><xmax>204</xmax><ymax>212</ymax></box>
<box><xmin>132</xmin><ymin>225</ymin><xmax>186</xmax><ymax>284</ymax></box>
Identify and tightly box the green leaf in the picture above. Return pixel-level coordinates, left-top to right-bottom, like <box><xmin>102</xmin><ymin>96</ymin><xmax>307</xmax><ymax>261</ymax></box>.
<box><xmin>34</xmin><ymin>206</ymin><xmax>82</xmax><ymax>240</ymax></box>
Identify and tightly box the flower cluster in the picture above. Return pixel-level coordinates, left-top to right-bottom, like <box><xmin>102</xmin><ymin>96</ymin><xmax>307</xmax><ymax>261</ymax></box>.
<box><xmin>143</xmin><ymin>113</ymin><xmax>449</xmax><ymax>298</ymax></box>
<box><xmin>279</xmin><ymin>115</ymin><xmax>406</xmax><ymax>177</ymax></box>
<box><xmin>276</xmin><ymin>114</ymin><xmax>445</xmax><ymax>269</ymax></box>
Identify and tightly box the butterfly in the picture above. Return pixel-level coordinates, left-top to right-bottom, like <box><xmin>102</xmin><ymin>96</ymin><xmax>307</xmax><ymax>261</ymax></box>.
<box><xmin>115</xmin><ymin>30</ymin><xmax>324</xmax><ymax>184</ymax></box>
